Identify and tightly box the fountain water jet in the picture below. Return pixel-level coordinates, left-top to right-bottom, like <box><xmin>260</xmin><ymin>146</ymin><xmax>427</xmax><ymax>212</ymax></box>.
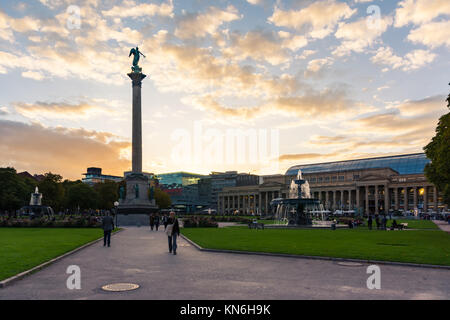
<box><xmin>271</xmin><ymin>170</ymin><xmax>321</xmax><ymax>226</ymax></box>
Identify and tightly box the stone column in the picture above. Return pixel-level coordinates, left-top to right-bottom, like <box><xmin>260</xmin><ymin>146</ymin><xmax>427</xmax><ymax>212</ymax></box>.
<box><xmin>394</xmin><ymin>188</ymin><xmax>399</xmax><ymax>210</ymax></box>
<box><xmin>237</xmin><ymin>195</ymin><xmax>241</xmax><ymax>214</ymax></box>
<box><xmin>265</xmin><ymin>192</ymin><xmax>268</xmax><ymax>215</ymax></box>
<box><xmin>331</xmin><ymin>190</ymin><xmax>336</xmax><ymax>210</ymax></box>
<box><xmin>374</xmin><ymin>185</ymin><xmax>379</xmax><ymax>214</ymax></box>
<box><xmin>365</xmin><ymin>186</ymin><xmax>369</xmax><ymax>215</ymax></box>
<box><xmin>404</xmin><ymin>187</ymin><xmax>408</xmax><ymax>211</ymax></box>
<box><xmin>232</xmin><ymin>195</ymin><xmax>235</xmax><ymax>213</ymax></box>
<box><xmin>326</xmin><ymin>191</ymin><xmax>330</xmax><ymax>210</ymax></box>
<box><xmin>356</xmin><ymin>187</ymin><xmax>360</xmax><ymax>209</ymax></box>
<box><xmin>349</xmin><ymin>190</ymin><xmax>353</xmax><ymax>210</ymax></box>
<box><xmin>340</xmin><ymin>190</ymin><xmax>344</xmax><ymax>210</ymax></box>
<box><xmin>384</xmin><ymin>185</ymin><xmax>390</xmax><ymax>213</ymax></box>
<box><xmin>128</xmin><ymin>72</ymin><xmax>146</xmax><ymax>173</ymax></box>
<box><xmin>413</xmin><ymin>186</ymin><xmax>418</xmax><ymax>210</ymax></box>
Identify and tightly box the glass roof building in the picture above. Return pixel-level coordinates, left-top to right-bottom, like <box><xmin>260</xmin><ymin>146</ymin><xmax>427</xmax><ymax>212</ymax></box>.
<box><xmin>285</xmin><ymin>153</ymin><xmax>430</xmax><ymax>176</ymax></box>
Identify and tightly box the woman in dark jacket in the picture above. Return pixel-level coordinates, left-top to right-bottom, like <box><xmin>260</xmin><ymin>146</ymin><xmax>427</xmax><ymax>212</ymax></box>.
<box><xmin>149</xmin><ymin>214</ymin><xmax>155</xmax><ymax>231</ymax></box>
<box><xmin>154</xmin><ymin>214</ymin><xmax>160</xmax><ymax>231</ymax></box>
<box><xmin>166</xmin><ymin>211</ymin><xmax>180</xmax><ymax>255</ymax></box>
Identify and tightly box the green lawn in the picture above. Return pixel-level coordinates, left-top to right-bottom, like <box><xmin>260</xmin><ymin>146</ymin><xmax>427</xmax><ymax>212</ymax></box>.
<box><xmin>0</xmin><ymin>228</ymin><xmax>105</xmax><ymax>281</ymax></box>
<box><xmin>182</xmin><ymin>227</ymin><xmax>450</xmax><ymax>266</ymax></box>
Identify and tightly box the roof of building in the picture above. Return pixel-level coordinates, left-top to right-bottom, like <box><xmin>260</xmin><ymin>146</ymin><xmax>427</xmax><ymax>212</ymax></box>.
<box><xmin>285</xmin><ymin>153</ymin><xmax>430</xmax><ymax>176</ymax></box>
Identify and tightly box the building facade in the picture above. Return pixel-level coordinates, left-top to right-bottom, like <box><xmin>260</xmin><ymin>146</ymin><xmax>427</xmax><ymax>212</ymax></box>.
<box><xmin>82</xmin><ymin>167</ymin><xmax>123</xmax><ymax>185</ymax></box>
<box><xmin>218</xmin><ymin>153</ymin><xmax>448</xmax><ymax>215</ymax></box>
<box><xmin>203</xmin><ymin>171</ymin><xmax>259</xmax><ymax>210</ymax></box>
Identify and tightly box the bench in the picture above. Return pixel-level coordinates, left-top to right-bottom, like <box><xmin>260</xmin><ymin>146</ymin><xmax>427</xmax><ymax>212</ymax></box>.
<box><xmin>248</xmin><ymin>222</ymin><xmax>264</xmax><ymax>230</ymax></box>
<box><xmin>390</xmin><ymin>223</ymin><xmax>408</xmax><ymax>230</ymax></box>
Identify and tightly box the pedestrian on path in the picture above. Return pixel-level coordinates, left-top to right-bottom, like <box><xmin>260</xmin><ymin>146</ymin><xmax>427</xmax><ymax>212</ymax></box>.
<box><xmin>149</xmin><ymin>214</ymin><xmax>155</xmax><ymax>231</ymax></box>
<box><xmin>102</xmin><ymin>212</ymin><xmax>114</xmax><ymax>247</ymax></box>
<box><xmin>368</xmin><ymin>215</ymin><xmax>373</xmax><ymax>230</ymax></box>
<box><xmin>166</xmin><ymin>211</ymin><xmax>180</xmax><ymax>255</ymax></box>
<box><xmin>163</xmin><ymin>213</ymin><xmax>169</xmax><ymax>230</ymax></box>
<box><xmin>154</xmin><ymin>214</ymin><xmax>160</xmax><ymax>231</ymax></box>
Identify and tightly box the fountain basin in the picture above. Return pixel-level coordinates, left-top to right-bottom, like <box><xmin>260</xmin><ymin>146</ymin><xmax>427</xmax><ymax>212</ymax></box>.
<box><xmin>270</xmin><ymin>198</ymin><xmax>320</xmax><ymax>226</ymax></box>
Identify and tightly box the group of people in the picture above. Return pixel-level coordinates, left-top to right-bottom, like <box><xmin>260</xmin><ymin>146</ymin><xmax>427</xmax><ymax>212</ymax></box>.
<box><xmin>100</xmin><ymin>211</ymin><xmax>180</xmax><ymax>255</ymax></box>
<box><xmin>367</xmin><ymin>215</ymin><xmax>388</xmax><ymax>230</ymax></box>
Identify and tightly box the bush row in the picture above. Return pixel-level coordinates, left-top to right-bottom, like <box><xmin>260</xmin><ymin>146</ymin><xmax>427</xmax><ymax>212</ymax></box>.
<box><xmin>182</xmin><ymin>216</ymin><xmax>218</xmax><ymax>228</ymax></box>
<box><xmin>0</xmin><ymin>216</ymin><xmax>101</xmax><ymax>228</ymax></box>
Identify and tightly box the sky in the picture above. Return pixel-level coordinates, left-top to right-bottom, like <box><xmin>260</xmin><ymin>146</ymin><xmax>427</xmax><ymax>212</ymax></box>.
<box><xmin>0</xmin><ymin>0</ymin><xmax>449</xmax><ymax>180</ymax></box>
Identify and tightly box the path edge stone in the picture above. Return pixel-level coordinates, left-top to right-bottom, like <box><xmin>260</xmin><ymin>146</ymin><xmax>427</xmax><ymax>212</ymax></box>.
<box><xmin>0</xmin><ymin>229</ymin><xmax>124</xmax><ymax>288</ymax></box>
<box><xmin>180</xmin><ymin>233</ymin><xmax>450</xmax><ymax>270</ymax></box>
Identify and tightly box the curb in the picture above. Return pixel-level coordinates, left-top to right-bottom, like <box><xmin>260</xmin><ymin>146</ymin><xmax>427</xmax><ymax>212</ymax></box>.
<box><xmin>0</xmin><ymin>229</ymin><xmax>124</xmax><ymax>288</ymax></box>
<box><xmin>180</xmin><ymin>234</ymin><xmax>450</xmax><ymax>271</ymax></box>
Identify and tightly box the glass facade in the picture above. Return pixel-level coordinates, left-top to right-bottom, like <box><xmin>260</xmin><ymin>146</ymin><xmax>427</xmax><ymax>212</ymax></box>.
<box><xmin>157</xmin><ymin>172</ymin><xmax>207</xmax><ymax>189</ymax></box>
<box><xmin>286</xmin><ymin>153</ymin><xmax>430</xmax><ymax>176</ymax></box>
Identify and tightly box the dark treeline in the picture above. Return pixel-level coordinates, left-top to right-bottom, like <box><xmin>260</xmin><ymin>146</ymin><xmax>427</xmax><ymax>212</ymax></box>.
<box><xmin>0</xmin><ymin>167</ymin><xmax>171</xmax><ymax>213</ymax></box>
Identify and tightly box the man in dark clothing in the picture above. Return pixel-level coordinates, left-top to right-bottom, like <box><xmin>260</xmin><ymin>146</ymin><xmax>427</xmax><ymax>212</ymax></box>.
<box><xmin>368</xmin><ymin>215</ymin><xmax>373</xmax><ymax>230</ymax></box>
<box><xmin>149</xmin><ymin>214</ymin><xmax>155</xmax><ymax>231</ymax></box>
<box><xmin>102</xmin><ymin>212</ymin><xmax>114</xmax><ymax>247</ymax></box>
<box><xmin>166</xmin><ymin>211</ymin><xmax>180</xmax><ymax>255</ymax></box>
<box><xmin>375</xmin><ymin>215</ymin><xmax>380</xmax><ymax>230</ymax></box>
<box><xmin>163</xmin><ymin>214</ymin><xmax>169</xmax><ymax>230</ymax></box>
<box><xmin>154</xmin><ymin>214</ymin><xmax>160</xmax><ymax>231</ymax></box>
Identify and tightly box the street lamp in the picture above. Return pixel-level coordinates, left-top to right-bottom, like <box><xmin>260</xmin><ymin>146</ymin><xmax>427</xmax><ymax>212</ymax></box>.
<box><xmin>114</xmin><ymin>201</ymin><xmax>119</xmax><ymax>228</ymax></box>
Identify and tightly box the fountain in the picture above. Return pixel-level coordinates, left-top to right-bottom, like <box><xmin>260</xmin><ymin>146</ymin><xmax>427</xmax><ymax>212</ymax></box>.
<box><xmin>19</xmin><ymin>186</ymin><xmax>54</xmax><ymax>217</ymax></box>
<box><xmin>270</xmin><ymin>170</ymin><xmax>321</xmax><ymax>226</ymax></box>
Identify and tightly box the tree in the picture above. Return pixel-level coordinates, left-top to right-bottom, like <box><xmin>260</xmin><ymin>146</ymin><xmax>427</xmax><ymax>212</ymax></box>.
<box><xmin>155</xmin><ymin>188</ymin><xmax>171</xmax><ymax>209</ymax></box>
<box><xmin>94</xmin><ymin>181</ymin><xmax>119</xmax><ymax>209</ymax></box>
<box><xmin>66</xmin><ymin>182</ymin><xmax>99</xmax><ymax>211</ymax></box>
<box><xmin>38</xmin><ymin>172</ymin><xmax>65</xmax><ymax>211</ymax></box>
<box><xmin>423</xmin><ymin>84</ymin><xmax>450</xmax><ymax>205</ymax></box>
<box><xmin>0</xmin><ymin>167</ymin><xmax>34</xmax><ymax>211</ymax></box>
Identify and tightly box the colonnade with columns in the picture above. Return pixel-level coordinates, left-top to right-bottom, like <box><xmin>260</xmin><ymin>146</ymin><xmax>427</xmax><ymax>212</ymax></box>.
<box><xmin>311</xmin><ymin>184</ymin><xmax>444</xmax><ymax>214</ymax></box>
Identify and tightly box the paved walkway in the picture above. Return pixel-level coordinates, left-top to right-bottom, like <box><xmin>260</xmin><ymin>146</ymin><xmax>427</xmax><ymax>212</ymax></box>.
<box><xmin>434</xmin><ymin>220</ymin><xmax>450</xmax><ymax>233</ymax></box>
<box><xmin>0</xmin><ymin>227</ymin><xmax>449</xmax><ymax>300</ymax></box>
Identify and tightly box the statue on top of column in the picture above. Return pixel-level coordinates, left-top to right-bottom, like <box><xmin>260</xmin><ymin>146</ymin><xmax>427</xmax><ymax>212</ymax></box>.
<box><xmin>129</xmin><ymin>46</ymin><xmax>146</xmax><ymax>73</ymax></box>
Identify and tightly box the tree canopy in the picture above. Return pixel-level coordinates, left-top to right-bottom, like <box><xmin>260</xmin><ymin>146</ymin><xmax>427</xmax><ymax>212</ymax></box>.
<box><xmin>423</xmin><ymin>84</ymin><xmax>450</xmax><ymax>205</ymax></box>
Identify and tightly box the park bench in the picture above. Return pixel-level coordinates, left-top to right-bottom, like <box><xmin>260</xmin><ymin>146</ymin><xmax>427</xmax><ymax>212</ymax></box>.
<box><xmin>390</xmin><ymin>222</ymin><xmax>408</xmax><ymax>230</ymax></box>
<box><xmin>248</xmin><ymin>222</ymin><xmax>264</xmax><ymax>230</ymax></box>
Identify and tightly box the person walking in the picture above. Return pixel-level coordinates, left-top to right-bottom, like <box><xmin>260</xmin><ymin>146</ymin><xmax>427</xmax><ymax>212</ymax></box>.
<box><xmin>368</xmin><ymin>215</ymin><xmax>373</xmax><ymax>230</ymax></box>
<box><xmin>163</xmin><ymin>213</ymin><xmax>169</xmax><ymax>230</ymax></box>
<box><xmin>375</xmin><ymin>215</ymin><xmax>380</xmax><ymax>230</ymax></box>
<box><xmin>166</xmin><ymin>211</ymin><xmax>180</xmax><ymax>255</ymax></box>
<box><xmin>149</xmin><ymin>214</ymin><xmax>155</xmax><ymax>231</ymax></box>
<box><xmin>102</xmin><ymin>212</ymin><xmax>114</xmax><ymax>247</ymax></box>
<box><xmin>154</xmin><ymin>214</ymin><xmax>160</xmax><ymax>231</ymax></box>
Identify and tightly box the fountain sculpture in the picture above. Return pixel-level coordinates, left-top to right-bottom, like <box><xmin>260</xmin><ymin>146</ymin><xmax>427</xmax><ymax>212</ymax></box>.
<box><xmin>270</xmin><ymin>170</ymin><xmax>321</xmax><ymax>226</ymax></box>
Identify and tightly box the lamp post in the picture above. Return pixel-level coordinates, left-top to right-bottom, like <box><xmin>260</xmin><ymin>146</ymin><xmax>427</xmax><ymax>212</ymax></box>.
<box><xmin>114</xmin><ymin>201</ymin><xmax>119</xmax><ymax>228</ymax></box>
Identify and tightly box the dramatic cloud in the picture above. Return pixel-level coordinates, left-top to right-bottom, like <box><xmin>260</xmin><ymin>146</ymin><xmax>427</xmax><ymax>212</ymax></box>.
<box><xmin>174</xmin><ymin>5</ymin><xmax>240</xmax><ymax>39</ymax></box>
<box><xmin>407</xmin><ymin>21</ymin><xmax>450</xmax><ymax>48</ymax></box>
<box><xmin>188</xmin><ymin>86</ymin><xmax>353</xmax><ymax>121</ymax></box>
<box><xmin>0</xmin><ymin>9</ymin><xmax>41</xmax><ymax>42</ymax></box>
<box><xmin>371</xmin><ymin>47</ymin><xmax>436</xmax><ymax>71</ymax></box>
<box><xmin>102</xmin><ymin>0</ymin><xmax>174</xmax><ymax>18</ymax></box>
<box><xmin>223</xmin><ymin>31</ymin><xmax>291</xmax><ymax>65</ymax></box>
<box><xmin>268</xmin><ymin>0</ymin><xmax>356</xmax><ymax>39</ymax></box>
<box><xmin>394</xmin><ymin>0</ymin><xmax>450</xmax><ymax>27</ymax></box>
<box><xmin>333</xmin><ymin>16</ymin><xmax>392</xmax><ymax>56</ymax></box>
<box><xmin>13</xmin><ymin>101</ymin><xmax>111</xmax><ymax>119</ymax></box>
<box><xmin>0</xmin><ymin>120</ymin><xmax>130</xmax><ymax>180</ymax></box>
